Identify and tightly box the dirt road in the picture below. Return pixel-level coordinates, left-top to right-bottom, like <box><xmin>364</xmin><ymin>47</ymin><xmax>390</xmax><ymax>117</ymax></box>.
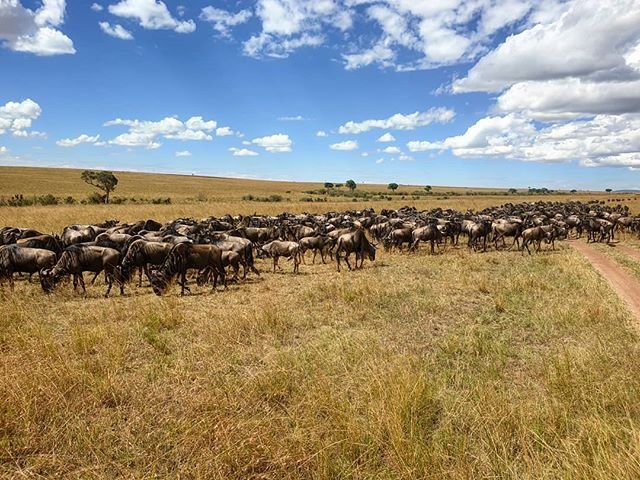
<box><xmin>571</xmin><ymin>241</ymin><xmax>640</xmax><ymax>320</ymax></box>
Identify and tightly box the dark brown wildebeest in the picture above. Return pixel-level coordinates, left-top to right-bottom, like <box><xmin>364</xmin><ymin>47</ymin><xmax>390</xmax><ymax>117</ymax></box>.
<box><xmin>16</xmin><ymin>234</ymin><xmax>63</xmax><ymax>256</ymax></box>
<box><xmin>298</xmin><ymin>235</ymin><xmax>333</xmax><ymax>264</ymax></box>
<box><xmin>385</xmin><ymin>227</ymin><xmax>413</xmax><ymax>251</ymax></box>
<box><xmin>335</xmin><ymin>229</ymin><xmax>376</xmax><ymax>272</ymax></box>
<box><xmin>208</xmin><ymin>233</ymin><xmax>258</xmax><ymax>278</ymax></box>
<box><xmin>197</xmin><ymin>251</ymin><xmax>242</xmax><ymax>286</ymax></box>
<box><xmin>261</xmin><ymin>240</ymin><xmax>301</xmax><ymax>273</ymax></box>
<box><xmin>285</xmin><ymin>224</ymin><xmax>317</xmax><ymax>241</ymax></box>
<box><xmin>0</xmin><ymin>245</ymin><xmax>56</xmax><ymax>289</ymax></box>
<box><xmin>40</xmin><ymin>245</ymin><xmax>123</xmax><ymax>297</ymax></box>
<box><xmin>116</xmin><ymin>239</ymin><xmax>173</xmax><ymax>287</ymax></box>
<box><xmin>467</xmin><ymin>220</ymin><xmax>492</xmax><ymax>252</ymax></box>
<box><xmin>150</xmin><ymin>243</ymin><xmax>227</xmax><ymax>296</ymax></box>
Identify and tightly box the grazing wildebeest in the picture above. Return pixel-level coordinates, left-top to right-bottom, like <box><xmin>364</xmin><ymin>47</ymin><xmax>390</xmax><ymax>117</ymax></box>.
<box><xmin>116</xmin><ymin>239</ymin><xmax>173</xmax><ymax>287</ymax></box>
<box><xmin>298</xmin><ymin>235</ymin><xmax>333</xmax><ymax>264</ymax></box>
<box><xmin>410</xmin><ymin>224</ymin><xmax>443</xmax><ymax>254</ymax></box>
<box><xmin>0</xmin><ymin>245</ymin><xmax>56</xmax><ymax>289</ymax></box>
<box><xmin>335</xmin><ymin>229</ymin><xmax>376</xmax><ymax>272</ymax></box>
<box><xmin>40</xmin><ymin>245</ymin><xmax>123</xmax><ymax>297</ymax></box>
<box><xmin>150</xmin><ymin>243</ymin><xmax>227</xmax><ymax>296</ymax></box>
<box><xmin>285</xmin><ymin>224</ymin><xmax>317</xmax><ymax>241</ymax></box>
<box><xmin>261</xmin><ymin>240</ymin><xmax>301</xmax><ymax>273</ymax></box>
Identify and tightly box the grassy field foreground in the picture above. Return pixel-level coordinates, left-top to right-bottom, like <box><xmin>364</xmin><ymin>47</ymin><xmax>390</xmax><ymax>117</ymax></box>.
<box><xmin>2</xmin><ymin>243</ymin><xmax>640</xmax><ymax>478</ymax></box>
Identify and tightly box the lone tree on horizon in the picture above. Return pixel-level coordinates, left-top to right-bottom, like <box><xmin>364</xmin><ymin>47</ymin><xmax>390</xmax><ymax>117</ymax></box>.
<box><xmin>388</xmin><ymin>182</ymin><xmax>399</xmax><ymax>191</ymax></box>
<box><xmin>605</xmin><ymin>188</ymin><xmax>613</xmax><ymax>193</ymax></box>
<box><xmin>81</xmin><ymin>170</ymin><xmax>118</xmax><ymax>204</ymax></box>
<box><xmin>346</xmin><ymin>179</ymin><xmax>357</xmax><ymax>191</ymax></box>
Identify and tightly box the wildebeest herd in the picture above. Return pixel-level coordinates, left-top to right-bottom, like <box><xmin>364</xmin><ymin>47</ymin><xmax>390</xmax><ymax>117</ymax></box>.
<box><xmin>0</xmin><ymin>200</ymin><xmax>636</xmax><ymax>297</ymax></box>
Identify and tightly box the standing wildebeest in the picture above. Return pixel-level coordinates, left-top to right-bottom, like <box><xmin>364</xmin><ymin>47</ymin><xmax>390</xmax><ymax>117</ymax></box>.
<box><xmin>0</xmin><ymin>245</ymin><xmax>56</xmax><ymax>289</ymax></box>
<box><xmin>467</xmin><ymin>220</ymin><xmax>492</xmax><ymax>252</ymax></box>
<box><xmin>197</xmin><ymin>251</ymin><xmax>242</xmax><ymax>286</ymax></box>
<box><xmin>62</xmin><ymin>225</ymin><xmax>97</xmax><ymax>247</ymax></box>
<box><xmin>261</xmin><ymin>240</ymin><xmax>301</xmax><ymax>273</ymax></box>
<box><xmin>492</xmin><ymin>219</ymin><xmax>523</xmax><ymax>250</ymax></box>
<box><xmin>150</xmin><ymin>243</ymin><xmax>227</xmax><ymax>296</ymax></box>
<box><xmin>208</xmin><ymin>234</ymin><xmax>258</xmax><ymax>278</ymax></box>
<box><xmin>298</xmin><ymin>235</ymin><xmax>333</xmax><ymax>264</ymax></box>
<box><xmin>410</xmin><ymin>224</ymin><xmax>443</xmax><ymax>254</ymax></box>
<box><xmin>116</xmin><ymin>239</ymin><xmax>173</xmax><ymax>287</ymax></box>
<box><xmin>521</xmin><ymin>227</ymin><xmax>546</xmax><ymax>255</ymax></box>
<box><xmin>335</xmin><ymin>229</ymin><xmax>376</xmax><ymax>272</ymax></box>
<box><xmin>16</xmin><ymin>234</ymin><xmax>63</xmax><ymax>256</ymax></box>
<box><xmin>40</xmin><ymin>245</ymin><xmax>123</xmax><ymax>297</ymax></box>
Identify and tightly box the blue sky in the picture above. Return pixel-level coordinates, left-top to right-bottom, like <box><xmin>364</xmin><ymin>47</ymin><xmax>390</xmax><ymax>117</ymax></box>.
<box><xmin>1</xmin><ymin>0</ymin><xmax>639</xmax><ymax>189</ymax></box>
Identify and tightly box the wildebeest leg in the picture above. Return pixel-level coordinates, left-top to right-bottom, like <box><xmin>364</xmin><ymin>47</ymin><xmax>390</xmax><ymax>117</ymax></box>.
<box><xmin>90</xmin><ymin>271</ymin><xmax>100</xmax><ymax>285</ymax></box>
<box><xmin>78</xmin><ymin>273</ymin><xmax>87</xmax><ymax>295</ymax></box>
<box><xmin>104</xmin><ymin>274</ymin><xmax>113</xmax><ymax>297</ymax></box>
<box><xmin>430</xmin><ymin>239</ymin><xmax>435</xmax><ymax>255</ymax></box>
<box><xmin>8</xmin><ymin>272</ymin><xmax>14</xmax><ymax>291</ymax></box>
<box><xmin>336</xmin><ymin>251</ymin><xmax>341</xmax><ymax>272</ymax></box>
<box><xmin>344</xmin><ymin>253</ymin><xmax>353</xmax><ymax>271</ymax></box>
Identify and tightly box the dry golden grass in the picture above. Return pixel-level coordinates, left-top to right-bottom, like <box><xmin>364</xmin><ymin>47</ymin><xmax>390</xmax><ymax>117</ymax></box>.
<box><xmin>2</xmin><ymin>168</ymin><xmax>640</xmax><ymax>478</ymax></box>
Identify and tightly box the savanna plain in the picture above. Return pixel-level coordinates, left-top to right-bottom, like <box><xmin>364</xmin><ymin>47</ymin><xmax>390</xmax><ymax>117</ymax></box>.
<box><xmin>2</xmin><ymin>167</ymin><xmax>640</xmax><ymax>479</ymax></box>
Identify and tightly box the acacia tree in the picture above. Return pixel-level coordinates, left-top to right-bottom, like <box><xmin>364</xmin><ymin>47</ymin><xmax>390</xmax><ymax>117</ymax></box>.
<box><xmin>388</xmin><ymin>182</ymin><xmax>399</xmax><ymax>191</ymax></box>
<box><xmin>345</xmin><ymin>179</ymin><xmax>357</xmax><ymax>191</ymax></box>
<box><xmin>81</xmin><ymin>170</ymin><xmax>118</xmax><ymax>204</ymax></box>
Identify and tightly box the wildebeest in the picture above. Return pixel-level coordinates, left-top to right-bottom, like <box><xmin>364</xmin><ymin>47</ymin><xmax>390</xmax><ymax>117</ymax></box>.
<box><xmin>197</xmin><ymin>251</ymin><xmax>242</xmax><ymax>285</ymax></box>
<box><xmin>0</xmin><ymin>245</ymin><xmax>56</xmax><ymax>289</ymax></box>
<box><xmin>40</xmin><ymin>245</ymin><xmax>123</xmax><ymax>297</ymax></box>
<box><xmin>16</xmin><ymin>234</ymin><xmax>63</xmax><ymax>256</ymax></box>
<box><xmin>150</xmin><ymin>243</ymin><xmax>227</xmax><ymax>296</ymax></box>
<box><xmin>492</xmin><ymin>219</ymin><xmax>524</xmax><ymax>250</ymax></box>
<box><xmin>62</xmin><ymin>225</ymin><xmax>97</xmax><ymax>247</ymax></box>
<box><xmin>116</xmin><ymin>239</ymin><xmax>173</xmax><ymax>286</ymax></box>
<box><xmin>260</xmin><ymin>240</ymin><xmax>301</xmax><ymax>273</ymax></box>
<box><xmin>520</xmin><ymin>227</ymin><xmax>546</xmax><ymax>254</ymax></box>
<box><xmin>298</xmin><ymin>235</ymin><xmax>333</xmax><ymax>264</ymax></box>
<box><xmin>410</xmin><ymin>224</ymin><xmax>443</xmax><ymax>254</ymax></box>
<box><xmin>335</xmin><ymin>229</ymin><xmax>376</xmax><ymax>272</ymax></box>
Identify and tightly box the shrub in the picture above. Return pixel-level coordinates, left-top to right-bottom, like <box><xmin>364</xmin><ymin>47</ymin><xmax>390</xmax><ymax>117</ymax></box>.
<box><xmin>87</xmin><ymin>192</ymin><xmax>105</xmax><ymax>204</ymax></box>
<box><xmin>64</xmin><ymin>196</ymin><xmax>76</xmax><ymax>205</ymax></box>
<box><xmin>37</xmin><ymin>194</ymin><xmax>59</xmax><ymax>206</ymax></box>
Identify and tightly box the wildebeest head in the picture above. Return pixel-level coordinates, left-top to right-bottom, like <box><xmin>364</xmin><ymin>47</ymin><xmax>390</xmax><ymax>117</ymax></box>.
<box><xmin>39</xmin><ymin>268</ymin><xmax>57</xmax><ymax>293</ymax></box>
<box><xmin>149</xmin><ymin>271</ymin><xmax>167</xmax><ymax>296</ymax></box>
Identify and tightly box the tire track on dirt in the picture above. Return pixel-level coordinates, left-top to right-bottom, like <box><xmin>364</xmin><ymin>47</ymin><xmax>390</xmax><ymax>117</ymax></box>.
<box><xmin>571</xmin><ymin>241</ymin><xmax>640</xmax><ymax>320</ymax></box>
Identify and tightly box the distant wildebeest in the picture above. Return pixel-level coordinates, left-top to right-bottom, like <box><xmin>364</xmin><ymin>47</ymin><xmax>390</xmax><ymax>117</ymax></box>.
<box><xmin>0</xmin><ymin>245</ymin><xmax>56</xmax><ymax>289</ymax></box>
<box><xmin>260</xmin><ymin>240</ymin><xmax>301</xmax><ymax>273</ymax></box>
<box><xmin>62</xmin><ymin>225</ymin><xmax>97</xmax><ymax>247</ymax></box>
<box><xmin>150</xmin><ymin>243</ymin><xmax>227</xmax><ymax>296</ymax></box>
<box><xmin>335</xmin><ymin>229</ymin><xmax>376</xmax><ymax>272</ymax></box>
<box><xmin>40</xmin><ymin>245</ymin><xmax>123</xmax><ymax>297</ymax></box>
<box><xmin>521</xmin><ymin>227</ymin><xmax>547</xmax><ymax>255</ymax></box>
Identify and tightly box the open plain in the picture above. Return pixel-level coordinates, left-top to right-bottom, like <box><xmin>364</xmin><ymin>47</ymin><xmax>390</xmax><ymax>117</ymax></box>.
<box><xmin>2</xmin><ymin>167</ymin><xmax>640</xmax><ymax>478</ymax></box>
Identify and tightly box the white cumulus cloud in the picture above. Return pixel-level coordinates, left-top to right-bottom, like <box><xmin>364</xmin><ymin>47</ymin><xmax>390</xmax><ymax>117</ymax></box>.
<box><xmin>377</xmin><ymin>132</ymin><xmax>396</xmax><ymax>142</ymax></box>
<box><xmin>251</xmin><ymin>133</ymin><xmax>292</xmax><ymax>153</ymax></box>
<box><xmin>316</xmin><ymin>130</ymin><xmax>328</xmax><ymax>137</ymax></box>
<box><xmin>109</xmin><ymin>0</ymin><xmax>196</xmax><ymax>34</ymax></box>
<box><xmin>0</xmin><ymin>0</ymin><xmax>75</xmax><ymax>55</ymax></box>
<box><xmin>230</xmin><ymin>147</ymin><xmax>259</xmax><ymax>156</ymax></box>
<box><xmin>175</xmin><ymin>150</ymin><xmax>191</xmax><ymax>157</ymax></box>
<box><xmin>330</xmin><ymin>140</ymin><xmax>358</xmax><ymax>151</ymax></box>
<box><xmin>0</xmin><ymin>98</ymin><xmax>42</xmax><ymax>137</ymax></box>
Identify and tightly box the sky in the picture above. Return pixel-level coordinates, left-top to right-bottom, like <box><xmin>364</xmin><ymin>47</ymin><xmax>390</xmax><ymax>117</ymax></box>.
<box><xmin>0</xmin><ymin>0</ymin><xmax>639</xmax><ymax>190</ymax></box>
